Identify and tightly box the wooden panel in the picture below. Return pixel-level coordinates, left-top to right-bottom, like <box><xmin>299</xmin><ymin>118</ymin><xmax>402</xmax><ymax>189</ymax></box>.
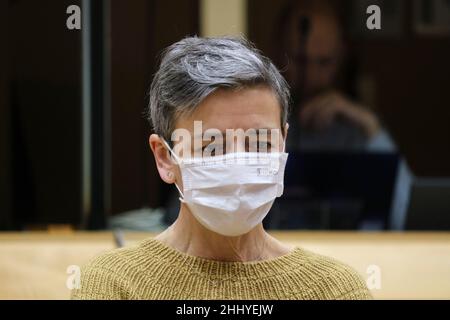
<box><xmin>7</xmin><ymin>0</ymin><xmax>82</xmax><ymax>228</ymax></box>
<box><xmin>0</xmin><ymin>0</ymin><xmax>12</xmax><ymax>229</ymax></box>
<box><xmin>109</xmin><ymin>0</ymin><xmax>199</xmax><ymax>215</ymax></box>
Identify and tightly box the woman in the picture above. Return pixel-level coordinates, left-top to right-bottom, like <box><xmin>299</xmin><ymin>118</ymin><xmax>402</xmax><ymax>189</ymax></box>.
<box><xmin>72</xmin><ymin>37</ymin><xmax>372</xmax><ymax>300</ymax></box>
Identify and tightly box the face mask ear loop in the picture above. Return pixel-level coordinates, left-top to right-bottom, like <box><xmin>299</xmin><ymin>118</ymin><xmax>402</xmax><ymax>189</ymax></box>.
<box><xmin>173</xmin><ymin>182</ymin><xmax>186</xmax><ymax>203</ymax></box>
<box><xmin>161</xmin><ymin>138</ymin><xmax>186</xmax><ymax>202</ymax></box>
<box><xmin>161</xmin><ymin>139</ymin><xmax>182</xmax><ymax>165</ymax></box>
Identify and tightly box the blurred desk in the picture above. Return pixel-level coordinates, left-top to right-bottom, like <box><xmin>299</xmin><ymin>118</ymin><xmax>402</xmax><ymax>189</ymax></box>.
<box><xmin>0</xmin><ymin>231</ymin><xmax>449</xmax><ymax>299</ymax></box>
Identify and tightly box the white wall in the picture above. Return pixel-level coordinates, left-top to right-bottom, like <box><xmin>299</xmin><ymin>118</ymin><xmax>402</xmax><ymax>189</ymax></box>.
<box><xmin>200</xmin><ymin>0</ymin><xmax>247</xmax><ymax>37</ymax></box>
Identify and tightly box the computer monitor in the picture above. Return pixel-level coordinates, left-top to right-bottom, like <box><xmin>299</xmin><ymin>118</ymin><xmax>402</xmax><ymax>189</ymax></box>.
<box><xmin>405</xmin><ymin>178</ymin><xmax>450</xmax><ymax>230</ymax></box>
<box><xmin>265</xmin><ymin>151</ymin><xmax>400</xmax><ymax>230</ymax></box>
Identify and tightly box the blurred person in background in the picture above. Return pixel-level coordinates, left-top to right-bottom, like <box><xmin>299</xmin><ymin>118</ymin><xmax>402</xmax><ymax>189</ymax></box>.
<box><xmin>274</xmin><ymin>0</ymin><xmax>411</xmax><ymax>229</ymax></box>
<box><xmin>278</xmin><ymin>0</ymin><xmax>395</xmax><ymax>152</ymax></box>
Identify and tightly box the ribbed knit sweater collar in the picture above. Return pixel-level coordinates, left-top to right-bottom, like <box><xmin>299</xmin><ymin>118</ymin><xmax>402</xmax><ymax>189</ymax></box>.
<box><xmin>140</xmin><ymin>238</ymin><xmax>306</xmax><ymax>282</ymax></box>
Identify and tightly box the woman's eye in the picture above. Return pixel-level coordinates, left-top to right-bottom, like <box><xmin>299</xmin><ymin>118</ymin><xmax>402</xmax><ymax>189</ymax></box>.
<box><xmin>257</xmin><ymin>142</ymin><xmax>271</xmax><ymax>152</ymax></box>
<box><xmin>202</xmin><ymin>144</ymin><xmax>222</xmax><ymax>156</ymax></box>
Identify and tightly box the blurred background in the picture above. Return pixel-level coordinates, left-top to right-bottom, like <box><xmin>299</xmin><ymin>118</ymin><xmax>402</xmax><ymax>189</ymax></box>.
<box><xmin>1</xmin><ymin>0</ymin><xmax>450</xmax><ymax>233</ymax></box>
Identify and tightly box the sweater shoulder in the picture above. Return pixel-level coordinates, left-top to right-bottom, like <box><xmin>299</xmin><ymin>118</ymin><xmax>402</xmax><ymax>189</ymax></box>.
<box><xmin>289</xmin><ymin>248</ymin><xmax>373</xmax><ymax>300</ymax></box>
<box><xmin>70</xmin><ymin>240</ymin><xmax>157</xmax><ymax>300</ymax></box>
<box><xmin>80</xmin><ymin>241</ymin><xmax>151</xmax><ymax>270</ymax></box>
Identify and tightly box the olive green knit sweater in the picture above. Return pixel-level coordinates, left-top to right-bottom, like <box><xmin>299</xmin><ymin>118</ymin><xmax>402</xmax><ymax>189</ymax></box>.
<box><xmin>71</xmin><ymin>238</ymin><xmax>372</xmax><ymax>300</ymax></box>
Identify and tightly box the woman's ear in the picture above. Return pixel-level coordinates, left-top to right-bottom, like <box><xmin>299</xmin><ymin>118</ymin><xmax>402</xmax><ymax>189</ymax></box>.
<box><xmin>149</xmin><ymin>134</ymin><xmax>176</xmax><ymax>184</ymax></box>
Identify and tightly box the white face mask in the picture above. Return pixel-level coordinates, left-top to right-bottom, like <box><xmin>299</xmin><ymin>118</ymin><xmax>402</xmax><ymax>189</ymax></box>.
<box><xmin>163</xmin><ymin>140</ymin><xmax>288</xmax><ymax>237</ymax></box>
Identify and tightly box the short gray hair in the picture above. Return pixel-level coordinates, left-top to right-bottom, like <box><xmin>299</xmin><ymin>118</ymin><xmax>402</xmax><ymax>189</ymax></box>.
<box><xmin>147</xmin><ymin>36</ymin><xmax>290</xmax><ymax>142</ymax></box>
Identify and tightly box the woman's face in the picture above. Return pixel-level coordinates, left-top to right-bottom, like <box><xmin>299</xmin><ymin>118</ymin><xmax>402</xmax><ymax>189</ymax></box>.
<box><xmin>170</xmin><ymin>85</ymin><xmax>286</xmax><ymax>189</ymax></box>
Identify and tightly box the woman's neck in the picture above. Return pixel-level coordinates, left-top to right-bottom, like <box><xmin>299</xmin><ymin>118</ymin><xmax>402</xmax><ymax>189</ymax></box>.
<box><xmin>155</xmin><ymin>204</ymin><xmax>293</xmax><ymax>262</ymax></box>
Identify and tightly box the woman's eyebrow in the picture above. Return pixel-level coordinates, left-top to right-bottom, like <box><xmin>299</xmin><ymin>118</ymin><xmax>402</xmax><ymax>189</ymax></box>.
<box><xmin>195</xmin><ymin>128</ymin><xmax>280</xmax><ymax>143</ymax></box>
<box><xmin>215</xmin><ymin>128</ymin><xmax>279</xmax><ymax>135</ymax></box>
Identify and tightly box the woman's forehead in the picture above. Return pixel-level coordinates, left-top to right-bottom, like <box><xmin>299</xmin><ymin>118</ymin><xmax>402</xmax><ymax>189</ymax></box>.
<box><xmin>175</xmin><ymin>86</ymin><xmax>282</xmax><ymax>133</ymax></box>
